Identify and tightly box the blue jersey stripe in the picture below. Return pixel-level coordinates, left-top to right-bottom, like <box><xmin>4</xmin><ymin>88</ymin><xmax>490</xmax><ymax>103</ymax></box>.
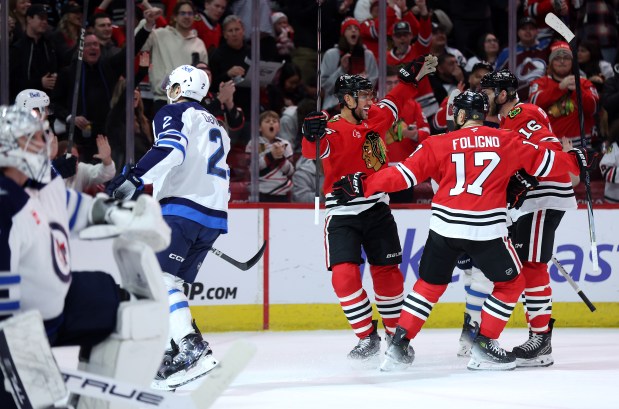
<box><xmin>69</xmin><ymin>191</ymin><xmax>83</xmax><ymax>230</ymax></box>
<box><xmin>157</xmin><ymin>140</ymin><xmax>186</xmax><ymax>160</ymax></box>
<box><xmin>0</xmin><ymin>301</ymin><xmax>20</xmax><ymax>311</ymax></box>
<box><xmin>169</xmin><ymin>301</ymin><xmax>189</xmax><ymax>313</ymax></box>
<box><xmin>0</xmin><ymin>275</ymin><xmax>21</xmax><ymax>285</ymax></box>
<box><xmin>161</xmin><ymin>204</ymin><xmax>228</xmax><ymax>232</ymax></box>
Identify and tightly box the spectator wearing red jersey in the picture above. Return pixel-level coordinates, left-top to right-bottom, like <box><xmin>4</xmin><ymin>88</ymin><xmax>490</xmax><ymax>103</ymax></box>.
<box><xmin>194</xmin><ymin>0</ymin><xmax>228</xmax><ymax>56</ymax></box>
<box><xmin>529</xmin><ymin>41</ymin><xmax>600</xmax><ymax>148</ymax></box>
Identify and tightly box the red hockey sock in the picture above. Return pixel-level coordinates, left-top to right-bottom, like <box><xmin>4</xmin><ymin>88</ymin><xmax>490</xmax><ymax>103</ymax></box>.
<box><xmin>522</xmin><ymin>261</ymin><xmax>553</xmax><ymax>332</ymax></box>
<box><xmin>370</xmin><ymin>265</ymin><xmax>404</xmax><ymax>334</ymax></box>
<box><xmin>398</xmin><ymin>278</ymin><xmax>447</xmax><ymax>340</ymax></box>
<box><xmin>332</xmin><ymin>263</ymin><xmax>374</xmax><ymax>338</ymax></box>
<box><xmin>480</xmin><ymin>273</ymin><xmax>525</xmax><ymax>339</ymax></box>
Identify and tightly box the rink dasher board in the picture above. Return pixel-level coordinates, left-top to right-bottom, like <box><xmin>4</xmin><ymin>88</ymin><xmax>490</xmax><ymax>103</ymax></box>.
<box><xmin>70</xmin><ymin>206</ymin><xmax>619</xmax><ymax>329</ymax></box>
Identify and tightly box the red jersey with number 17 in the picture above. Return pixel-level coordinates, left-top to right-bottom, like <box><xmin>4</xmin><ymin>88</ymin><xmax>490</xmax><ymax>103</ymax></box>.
<box><xmin>363</xmin><ymin>125</ymin><xmax>579</xmax><ymax>240</ymax></box>
<box><xmin>500</xmin><ymin>103</ymin><xmax>576</xmax><ymax>220</ymax></box>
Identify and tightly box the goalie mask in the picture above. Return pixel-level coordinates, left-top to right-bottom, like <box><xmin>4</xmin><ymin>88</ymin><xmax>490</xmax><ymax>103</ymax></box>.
<box><xmin>166</xmin><ymin>64</ymin><xmax>210</xmax><ymax>103</ymax></box>
<box><xmin>0</xmin><ymin>105</ymin><xmax>51</xmax><ymax>184</ymax></box>
<box><xmin>15</xmin><ymin>89</ymin><xmax>51</xmax><ymax>119</ymax></box>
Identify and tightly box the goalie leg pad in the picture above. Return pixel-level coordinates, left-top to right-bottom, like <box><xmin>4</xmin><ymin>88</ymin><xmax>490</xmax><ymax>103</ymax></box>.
<box><xmin>78</xmin><ymin>239</ymin><xmax>169</xmax><ymax>409</ymax></box>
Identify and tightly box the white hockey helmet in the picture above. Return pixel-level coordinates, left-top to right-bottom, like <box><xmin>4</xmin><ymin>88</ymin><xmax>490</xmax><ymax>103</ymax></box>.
<box><xmin>165</xmin><ymin>64</ymin><xmax>210</xmax><ymax>103</ymax></box>
<box><xmin>15</xmin><ymin>89</ymin><xmax>51</xmax><ymax>118</ymax></box>
<box><xmin>0</xmin><ymin>105</ymin><xmax>51</xmax><ymax>184</ymax></box>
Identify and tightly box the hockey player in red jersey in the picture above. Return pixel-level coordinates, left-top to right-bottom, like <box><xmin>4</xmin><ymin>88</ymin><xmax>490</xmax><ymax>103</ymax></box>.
<box><xmin>332</xmin><ymin>90</ymin><xmax>593</xmax><ymax>371</ymax></box>
<box><xmin>480</xmin><ymin>69</ymin><xmax>578</xmax><ymax>367</ymax></box>
<box><xmin>301</xmin><ymin>55</ymin><xmax>438</xmax><ymax>366</ymax></box>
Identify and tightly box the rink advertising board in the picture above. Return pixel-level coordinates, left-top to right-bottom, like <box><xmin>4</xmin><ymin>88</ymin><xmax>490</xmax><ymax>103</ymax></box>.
<box><xmin>71</xmin><ymin>205</ymin><xmax>619</xmax><ymax>331</ymax></box>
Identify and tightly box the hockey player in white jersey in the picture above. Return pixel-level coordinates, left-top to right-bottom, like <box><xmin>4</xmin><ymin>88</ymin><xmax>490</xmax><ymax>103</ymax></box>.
<box><xmin>0</xmin><ymin>105</ymin><xmax>171</xmax><ymax>408</ymax></box>
<box><xmin>107</xmin><ymin>64</ymin><xmax>231</xmax><ymax>390</ymax></box>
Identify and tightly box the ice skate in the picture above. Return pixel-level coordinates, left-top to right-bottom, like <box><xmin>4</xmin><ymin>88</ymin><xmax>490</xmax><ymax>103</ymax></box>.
<box><xmin>347</xmin><ymin>320</ymin><xmax>381</xmax><ymax>368</ymax></box>
<box><xmin>158</xmin><ymin>332</ymin><xmax>219</xmax><ymax>389</ymax></box>
<box><xmin>384</xmin><ymin>331</ymin><xmax>415</xmax><ymax>359</ymax></box>
<box><xmin>457</xmin><ymin>313</ymin><xmax>479</xmax><ymax>357</ymax></box>
<box><xmin>467</xmin><ymin>334</ymin><xmax>516</xmax><ymax>371</ymax></box>
<box><xmin>512</xmin><ymin>319</ymin><xmax>555</xmax><ymax>368</ymax></box>
<box><xmin>151</xmin><ymin>340</ymin><xmax>179</xmax><ymax>391</ymax></box>
<box><xmin>380</xmin><ymin>326</ymin><xmax>414</xmax><ymax>371</ymax></box>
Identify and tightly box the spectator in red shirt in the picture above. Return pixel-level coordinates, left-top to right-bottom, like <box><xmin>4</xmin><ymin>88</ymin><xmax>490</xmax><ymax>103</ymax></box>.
<box><xmin>529</xmin><ymin>41</ymin><xmax>600</xmax><ymax>148</ymax></box>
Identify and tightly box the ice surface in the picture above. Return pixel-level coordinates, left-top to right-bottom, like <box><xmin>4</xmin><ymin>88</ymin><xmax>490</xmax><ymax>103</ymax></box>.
<box><xmin>53</xmin><ymin>328</ymin><xmax>619</xmax><ymax>409</ymax></box>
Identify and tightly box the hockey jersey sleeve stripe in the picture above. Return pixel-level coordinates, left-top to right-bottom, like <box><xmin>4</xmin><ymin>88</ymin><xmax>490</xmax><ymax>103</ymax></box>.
<box><xmin>395</xmin><ymin>163</ymin><xmax>417</xmax><ymax>187</ymax></box>
<box><xmin>0</xmin><ymin>301</ymin><xmax>20</xmax><ymax>311</ymax></box>
<box><xmin>320</xmin><ymin>141</ymin><xmax>331</xmax><ymax>159</ymax></box>
<box><xmin>68</xmin><ymin>190</ymin><xmax>83</xmax><ymax>230</ymax></box>
<box><xmin>533</xmin><ymin>149</ymin><xmax>555</xmax><ymax>177</ymax></box>
<box><xmin>0</xmin><ymin>275</ymin><xmax>20</xmax><ymax>284</ymax></box>
<box><xmin>156</xmin><ymin>129</ymin><xmax>189</xmax><ymax>144</ymax></box>
<box><xmin>379</xmin><ymin>99</ymin><xmax>398</xmax><ymax>121</ymax></box>
<box><xmin>169</xmin><ymin>300</ymin><xmax>189</xmax><ymax>313</ymax></box>
<box><xmin>156</xmin><ymin>140</ymin><xmax>186</xmax><ymax>160</ymax></box>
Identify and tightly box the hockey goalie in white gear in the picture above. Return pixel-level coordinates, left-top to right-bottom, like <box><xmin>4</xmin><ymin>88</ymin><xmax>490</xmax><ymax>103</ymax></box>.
<box><xmin>0</xmin><ymin>105</ymin><xmax>171</xmax><ymax>409</ymax></box>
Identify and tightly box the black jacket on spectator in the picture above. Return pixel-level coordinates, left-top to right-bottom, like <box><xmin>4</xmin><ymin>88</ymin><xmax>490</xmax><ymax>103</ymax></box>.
<box><xmin>602</xmin><ymin>67</ymin><xmax>619</xmax><ymax>121</ymax></box>
<box><xmin>209</xmin><ymin>42</ymin><xmax>252</xmax><ymax>118</ymax></box>
<box><xmin>9</xmin><ymin>33</ymin><xmax>58</xmax><ymax>101</ymax></box>
<box><xmin>51</xmin><ymin>27</ymin><xmax>151</xmax><ymax>162</ymax></box>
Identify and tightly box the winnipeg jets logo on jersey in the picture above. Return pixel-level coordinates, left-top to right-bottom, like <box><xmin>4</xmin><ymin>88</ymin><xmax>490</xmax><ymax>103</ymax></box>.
<box><xmin>163</xmin><ymin>116</ymin><xmax>172</xmax><ymax>129</ymax></box>
<box><xmin>50</xmin><ymin>222</ymin><xmax>71</xmax><ymax>283</ymax></box>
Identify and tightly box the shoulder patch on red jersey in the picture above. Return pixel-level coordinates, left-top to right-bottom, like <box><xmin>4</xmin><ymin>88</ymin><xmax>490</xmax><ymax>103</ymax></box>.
<box><xmin>328</xmin><ymin>116</ymin><xmax>341</xmax><ymax>123</ymax></box>
<box><xmin>507</xmin><ymin>107</ymin><xmax>522</xmax><ymax>119</ymax></box>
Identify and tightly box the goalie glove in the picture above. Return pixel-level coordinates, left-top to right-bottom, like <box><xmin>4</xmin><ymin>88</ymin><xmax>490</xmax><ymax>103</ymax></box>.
<box><xmin>398</xmin><ymin>54</ymin><xmax>438</xmax><ymax>85</ymax></box>
<box><xmin>105</xmin><ymin>164</ymin><xmax>144</xmax><ymax>200</ymax></box>
<box><xmin>332</xmin><ymin>172</ymin><xmax>367</xmax><ymax>204</ymax></box>
<box><xmin>506</xmin><ymin>169</ymin><xmax>539</xmax><ymax>210</ymax></box>
<box><xmin>51</xmin><ymin>154</ymin><xmax>78</xmax><ymax>179</ymax></box>
<box><xmin>302</xmin><ymin>111</ymin><xmax>328</xmax><ymax>142</ymax></box>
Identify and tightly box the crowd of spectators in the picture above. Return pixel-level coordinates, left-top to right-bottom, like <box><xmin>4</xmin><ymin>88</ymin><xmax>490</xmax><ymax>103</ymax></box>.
<box><xmin>5</xmin><ymin>0</ymin><xmax>619</xmax><ymax>203</ymax></box>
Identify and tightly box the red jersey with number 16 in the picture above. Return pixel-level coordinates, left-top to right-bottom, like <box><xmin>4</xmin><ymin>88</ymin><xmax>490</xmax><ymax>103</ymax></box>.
<box><xmin>500</xmin><ymin>103</ymin><xmax>576</xmax><ymax>220</ymax></box>
<box><xmin>363</xmin><ymin>125</ymin><xmax>580</xmax><ymax>240</ymax></box>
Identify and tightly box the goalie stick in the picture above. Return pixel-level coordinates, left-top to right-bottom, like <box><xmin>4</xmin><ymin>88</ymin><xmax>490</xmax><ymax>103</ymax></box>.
<box><xmin>210</xmin><ymin>240</ymin><xmax>267</xmax><ymax>271</ymax></box>
<box><xmin>551</xmin><ymin>257</ymin><xmax>596</xmax><ymax>312</ymax></box>
<box><xmin>544</xmin><ymin>12</ymin><xmax>600</xmax><ymax>274</ymax></box>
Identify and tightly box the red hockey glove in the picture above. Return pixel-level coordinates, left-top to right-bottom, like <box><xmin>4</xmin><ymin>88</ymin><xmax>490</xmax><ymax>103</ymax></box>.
<box><xmin>302</xmin><ymin>111</ymin><xmax>328</xmax><ymax>142</ymax></box>
<box><xmin>332</xmin><ymin>172</ymin><xmax>367</xmax><ymax>204</ymax></box>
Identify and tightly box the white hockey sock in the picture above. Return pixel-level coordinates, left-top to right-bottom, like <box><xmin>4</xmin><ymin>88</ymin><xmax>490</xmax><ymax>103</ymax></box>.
<box><xmin>163</xmin><ymin>272</ymin><xmax>196</xmax><ymax>344</ymax></box>
<box><xmin>464</xmin><ymin>267</ymin><xmax>493</xmax><ymax>325</ymax></box>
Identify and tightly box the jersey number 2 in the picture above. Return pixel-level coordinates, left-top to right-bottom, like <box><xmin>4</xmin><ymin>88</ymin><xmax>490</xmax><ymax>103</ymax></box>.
<box><xmin>208</xmin><ymin>129</ymin><xmax>227</xmax><ymax>179</ymax></box>
<box><xmin>449</xmin><ymin>152</ymin><xmax>500</xmax><ymax>196</ymax></box>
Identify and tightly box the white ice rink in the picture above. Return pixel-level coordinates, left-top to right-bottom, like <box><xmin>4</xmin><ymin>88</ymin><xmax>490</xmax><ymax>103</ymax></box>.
<box><xmin>55</xmin><ymin>327</ymin><xmax>618</xmax><ymax>409</ymax></box>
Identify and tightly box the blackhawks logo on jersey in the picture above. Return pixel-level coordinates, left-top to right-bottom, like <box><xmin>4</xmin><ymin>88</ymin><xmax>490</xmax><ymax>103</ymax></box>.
<box><xmin>508</xmin><ymin>107</ymin><xmax>522</xmax><ymax>119</ymax></box>
<box><xmin>362</xmin><ymin>131</ymin><xmax>387</xmax><ymax>171</ymax></box>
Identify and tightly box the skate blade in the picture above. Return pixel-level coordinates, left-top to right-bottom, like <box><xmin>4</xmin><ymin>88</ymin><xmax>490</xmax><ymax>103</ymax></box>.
<box><xmin>150</xmin><ymin>379</ymin><xmax>176</xmax><ymax>392</ymax></box>
<box><xmin>467</xmin><ymin>357</ymin><xmax>516</xmax><ymax>371</ymax></box>
<box><xmin>379</xmin><ymin>355</ymin><xmax>412</xmax><ymax>372</ymax></box>
<box><xmin>167</xmin><ymin>356</ymin><xmax>220</xmax><ymax>389</ymax></box>
<box><xmin>515</xmin><ymin>355</ymin><xmax>554</xmax><ymax>368</ymax></box>
<box><xmin>347</xmin><ymin>354</ymin><xmax>380</xmax><ymax>370</ymax></box>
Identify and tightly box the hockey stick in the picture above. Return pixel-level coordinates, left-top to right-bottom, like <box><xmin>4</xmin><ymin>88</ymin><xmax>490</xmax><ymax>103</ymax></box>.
<box><xmin>314</xmin><ymin>0</ymin><xmax>324</xmax><ymax>225</ymax></box>
<box><xmin>210</xmin><ymin>240</ymin><xmax>267</xmax><ymax>271</ymax></box>
<box><xmin>551</xmin><ymin>256</ymin><xmax>596</xmax><ymax>312</ymax></box>
<box><xmin>544</xmin><ymin>12</ymin><xmax>600</xmax><ymax>274</ymax></box>
<box><xmin>445</xmin><ymin>88</ymin><xmax>461</xmax><ymax>132</ymax></box>
<box><xmin>66</xmin><ymin>0</ymin><xmax>90</xmax><ymax>154</ymax></box>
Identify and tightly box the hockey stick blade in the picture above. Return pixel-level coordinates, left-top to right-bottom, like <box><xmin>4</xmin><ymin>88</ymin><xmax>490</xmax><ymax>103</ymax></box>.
<box><xmin>188</xmin><ymin>340</ymin><xmax>256</xmax><ymax>408</ymax></box>
<box><xmin>210</xmin><ymin>240</ymin><xmax>267</xmax><ymax>271</ymax></box>
<box><xmin>61</xmin><ymin>341</ymin><xmax>255</xmax><ymax>409</ymax></box>
<box><xmin>551</xmin><ymin>257</ymin><xmax>596</xmax><ymax>312</ymax></box>
<box><xmin>544</xmin><ymin>13</ymin><xmax>575</xmax><ymax>43</ymax></box>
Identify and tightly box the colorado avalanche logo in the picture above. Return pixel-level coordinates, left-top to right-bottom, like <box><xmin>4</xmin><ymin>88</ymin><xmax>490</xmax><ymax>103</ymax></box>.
<box><xmin>515</xmin><ymin>57</ymin><xmax>546</xmax><ymax>86</ymax></box>
<box><xmin>50</xmin><ymin>222</ymin><xmax>71</xmax><ymax>283</ymax></box>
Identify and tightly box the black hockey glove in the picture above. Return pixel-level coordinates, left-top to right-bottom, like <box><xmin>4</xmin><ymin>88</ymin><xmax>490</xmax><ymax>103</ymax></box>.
<box><xmin>302</xmin><ymin>111</ymin><xmax>328</xmax><ymax>142</ymax></box>
<box><xmin>398</xmin><ymin>54</ymin><xmax>438</xmax><ymax>85</ymax></box>
<box><xmin>51</xmin><ymin>154</ymin><xmax>78</xmax><ymax>179</ymax></box>
<box><xmin>568</xmin><ymin>147</ymin><xmax>599</xmax><ymax>177</ymax></box>
<box><xmin>506</xmin><ymin>169</ymin><xmax>539</xmax><ymax>210</ymax></box>
<box><xmin>332</xmin><ymin>172</ymin><xmax>367</xmax><ymax>204</ymax></box>
<box><xmin>105</xmin><ymin>164</ymin><xmax>144</xmax><ymax>200</ymax></box>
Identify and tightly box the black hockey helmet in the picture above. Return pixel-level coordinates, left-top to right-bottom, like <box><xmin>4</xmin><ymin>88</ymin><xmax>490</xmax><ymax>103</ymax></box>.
<box><xmin>480</xmin><ymin>69</ymin><xmax>518</xmax><ymax>100</ymax></box>
<box><xmin>453</xmin><ymin>90</ymin><xmax>489</xmax><ymax>122</ymax></box>
<box><xmin>335</xmin><ymin>74</ymin><xmax>374</xmax><ymax>104</ymax></box>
